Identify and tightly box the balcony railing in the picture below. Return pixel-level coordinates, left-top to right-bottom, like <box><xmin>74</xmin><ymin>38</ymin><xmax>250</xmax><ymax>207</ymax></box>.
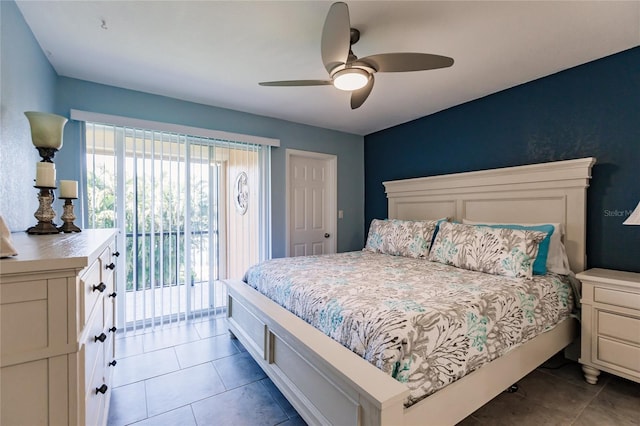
<box><xmin>120</xmin><ymin>230</ymin><xmax>225</xmax><ymax>330</ymax></box>
<box><xmin>123</xmin><ymin>230</ymin><xmax>217</xmax><ymax>291</ymax></box>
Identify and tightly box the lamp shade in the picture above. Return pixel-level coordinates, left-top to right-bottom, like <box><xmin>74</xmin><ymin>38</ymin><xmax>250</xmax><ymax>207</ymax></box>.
<box><xmin>24</xmin><ymin>111</ymin><xmax>68</xmax><ymax>150</ymax></box>
<box><xmin>623</xmin><ymin>201</ymin><xmax>640</xmax><ymax>225</ymax></box>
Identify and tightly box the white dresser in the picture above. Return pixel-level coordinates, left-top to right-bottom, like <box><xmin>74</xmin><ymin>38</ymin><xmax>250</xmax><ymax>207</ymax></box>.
<box><xmin>577</xmin><ymin>268</ymin><xmax>640</xmax><ymax>385</ymax></box>
<box><xmin>0</xmin><ymin>229</ymin><xmax>118</xmax><ymax>426</ymax></box>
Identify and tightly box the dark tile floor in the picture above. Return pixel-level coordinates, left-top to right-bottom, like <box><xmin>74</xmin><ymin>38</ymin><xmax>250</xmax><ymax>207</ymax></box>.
<box><xmin>459</xmin><ymin>354</ymin><xmax>640</xmax><ymax>426</ymax></box>
<box><xmin>107</xmin><ymin>316</ymin><xmax>305</xmax><ymax>426</ymax></box>
<box><xmin>108</xmin><ymin>316</ymin><xmax>640</xmax><ymax>426</ymax></box>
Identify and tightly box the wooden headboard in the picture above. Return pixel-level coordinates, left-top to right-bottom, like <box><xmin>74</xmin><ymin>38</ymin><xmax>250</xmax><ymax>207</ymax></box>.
<box><xmin>383</xmin><ymin>157</ymin><xmax>596</xmax><ymax>273</ymax></box>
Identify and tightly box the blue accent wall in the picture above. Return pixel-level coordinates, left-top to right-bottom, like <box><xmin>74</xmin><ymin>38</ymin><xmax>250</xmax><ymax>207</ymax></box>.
<box><xmin>0</xmin><ymin>0</ymin><xmax>58</xmax><ymax>231</ymax></box>
<box><xmin>365</xmin><ymin>47</ymin><xmax>640</xmax><ymax>273</ymax></box>
<box><xmin>54</xmin><ymin>78</ymin><xmax>364</xmax><ymax>258</ymax></box>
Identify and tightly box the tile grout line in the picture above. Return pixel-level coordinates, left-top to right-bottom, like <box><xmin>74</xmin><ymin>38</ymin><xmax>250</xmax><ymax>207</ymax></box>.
<box><xmin>138</xmin><ymin>373</ymin><xmax>274</xmax><ymax>424</ymax></box>
<box><xmin>111</xmin><ymin>318</ymin><xmax>296</xmax><ymax>426</ymax></box>
<box><xmin>568</xmin><ymin>377</ymin><xmax>609</xmax><ymax>425</ymax></box>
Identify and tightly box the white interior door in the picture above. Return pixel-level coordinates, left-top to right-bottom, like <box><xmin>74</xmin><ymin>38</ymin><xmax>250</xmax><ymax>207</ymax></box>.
<box><xmin>287</xmin><ymin>150</ymin><xmax>337</xmax><ymax>257</ymax></box>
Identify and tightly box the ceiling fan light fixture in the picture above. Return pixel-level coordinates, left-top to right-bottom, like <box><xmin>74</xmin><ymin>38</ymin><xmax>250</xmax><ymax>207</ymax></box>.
<box><xmin>333</xmin><ymin>68</ymin><xmax>369</xmax><ymax>91</ymax></box>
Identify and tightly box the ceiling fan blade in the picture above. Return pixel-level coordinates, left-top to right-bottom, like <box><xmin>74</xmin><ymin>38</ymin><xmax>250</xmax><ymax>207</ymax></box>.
<box><xmin>259</xmin><ymin>80</ymin><xmax>332</xmax><ymax>87</ymax></box>
<box><xmin>350</xmin><ymin>74</ymin><xmax>374</xmax><ymax>109</ymax></box>
<box><xmin>321</xmin><ymin>2</ymin><xmax>351</xmax><ymax>73</ymax></box>
<box><xmin>358</xmin><ymin>53</ymin><xmax>454</xmax><ymax>73</ymax></box>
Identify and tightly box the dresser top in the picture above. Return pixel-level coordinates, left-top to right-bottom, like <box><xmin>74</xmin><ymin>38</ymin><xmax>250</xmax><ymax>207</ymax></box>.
<box><xmin>0</xmin><ymin>229</ymin><xmax>117</xmax><ymax>276</ymax></box>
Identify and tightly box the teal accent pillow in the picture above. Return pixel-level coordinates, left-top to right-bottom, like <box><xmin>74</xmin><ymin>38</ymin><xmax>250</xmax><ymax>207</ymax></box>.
<box><xmin>472</xmin><ymin>224</ymin><xmax>554</xmax><ymax>275</ymax></box>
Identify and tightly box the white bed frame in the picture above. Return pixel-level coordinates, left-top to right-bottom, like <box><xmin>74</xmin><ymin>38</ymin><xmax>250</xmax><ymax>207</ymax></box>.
<box><xmin>224</xmin><ymin>157</ymin><xmax>596</xmax><ymax>425</ymax></box>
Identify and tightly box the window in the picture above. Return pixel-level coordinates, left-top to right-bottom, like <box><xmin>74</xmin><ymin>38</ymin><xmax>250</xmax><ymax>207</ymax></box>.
<box><xmin>83</xmin><ymin>117</ymin><xmax>272</xmax><ymax>332</ymax></box>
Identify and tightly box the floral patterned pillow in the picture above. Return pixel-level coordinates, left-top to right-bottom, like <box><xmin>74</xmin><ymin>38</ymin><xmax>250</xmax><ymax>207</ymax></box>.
<box><xmin>364</xmin><ymin>218</ymin><xmax>440</xmax><ymax>258</ymax></box>
<box><xmin>428</xmin><ymin>221</ymin><xmax>546</xmax><ymax>279</ymax></box>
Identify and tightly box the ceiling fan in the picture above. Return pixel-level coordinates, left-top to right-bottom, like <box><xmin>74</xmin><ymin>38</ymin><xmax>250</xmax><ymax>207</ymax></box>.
<box><xmin>259</xmin><ymin>2</ymin><xmax>454</xmax><ymax>109</ymax></box>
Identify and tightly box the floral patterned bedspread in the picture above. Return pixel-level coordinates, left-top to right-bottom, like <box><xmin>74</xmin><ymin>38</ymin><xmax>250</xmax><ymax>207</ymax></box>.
<box><xmin>243</xmin><ymin>251</ymin><xmax>573</xmax><ymax>407</ymax></box>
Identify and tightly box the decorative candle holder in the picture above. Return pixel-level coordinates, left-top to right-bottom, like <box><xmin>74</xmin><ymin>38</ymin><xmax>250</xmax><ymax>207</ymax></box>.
<box><xmin>27</xmin><ymin>186</ymin><xmax>60</xmax><ymax>234</ymax></box>
<box><xmin>58</xmin><ymin>198</ymin><xmax>82</xmax><ymax>233</ymax></box>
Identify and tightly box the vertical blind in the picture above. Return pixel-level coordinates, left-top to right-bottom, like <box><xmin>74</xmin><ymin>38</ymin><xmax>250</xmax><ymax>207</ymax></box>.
<box><xmin>84</xmin><ymin>121</ymin><xmax>271</xmax><ymax>333</ymax></box>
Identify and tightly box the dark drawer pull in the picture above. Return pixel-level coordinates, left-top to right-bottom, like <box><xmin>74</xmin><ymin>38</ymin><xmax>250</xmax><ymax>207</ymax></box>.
<box><xmin>92</xmin><ymin>282</ymin><xmax>106</xmax><ymax>293</ymax></box>
<box><xmin>105</xmin><ymin>263</ymin><xmax>116</xmax><ymax>270</ymax></box>
<box><xmin>113</xmin><ymin>251</ymin><xmax>120</xmax><ymax>257</ymax></box>
<box><xmin>94</xmin><ymin>333</ymin><xmax>107</xmax><ymax>343</ymax></box>
<box><xmin>108</xmin><ymin>360</ymin><xmax>117</xmax><ymax>367</ymax></box>
<box><xmin>108</xmin><ymin>292</ymin><xmax>117</xmax><ymax>298</ymax></box>
<box><xmin>96</xmin><ymin>384</ymin><xmax>108</xmax><ymax>394</ymax></box>
<box><xmin>109</xmin><ymin>326</ymin><xmax>117</xmax><ymax>333</ymax></box>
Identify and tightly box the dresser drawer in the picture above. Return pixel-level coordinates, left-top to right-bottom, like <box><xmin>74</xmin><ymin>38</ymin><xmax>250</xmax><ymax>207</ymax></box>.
<box><xmin>598</xmin><ymin>310</ymin><xmax>640</xmax><ymax>345</ymax></box>
<box><xmin>81</xmin><ymin>320</ymin><xmax>114</xmax><ymax>426</ymax></box>
<box><xmin>87</xmin><ymin>340</ymin><xmax>106</xmax><ymax>391</ymax></box>
<box><xmin>105</xmin><ymin>329</ymin><xmax>116</xmax><ymax>376</ymax></box>
<box><xmin>82</xmin><ymin>259</ymin><xmax>103</xmax><ymax>326</ymax></box>
<box><xmin>596</xmin><ymin>337</ymin><xmax>640</xmax><ymax>374</ymax></box>
<box><xmin>594</xmin><ymin>287</ymin><xmax>640</xmax><ymax>310</ymax></box>
<box><xmin>85</xmin><ymin>345</ymin><xmax>106</xmax><ymax>426</ymax></box>
<box><xmin>102</xmin><ymin>273</ymin><xmax>116</xmax><ymax>326</ymax></box>
<box><xmin>100</xmin><ymin>242</ymin><xmax>117</xmax><ymax>289</ymax></box>
<box><xmin>104</xmin><ymin>297</ymin><xmax>116</xmax><ymax>353</ymax></box>
<box><xmin>84</xmin><ymin>311</ymin><xmax>106</xmax><ymax>396</ymax></box>
<box><xmin>82</xmin><ymin>243</ymin><xmax>117</xmax><ymax>328</ymax></box>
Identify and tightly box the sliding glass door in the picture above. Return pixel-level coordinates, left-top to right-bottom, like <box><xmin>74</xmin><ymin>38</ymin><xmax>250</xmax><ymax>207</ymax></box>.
<box><xmin>85</xmin><ymin>123</ymin><xmax>268</xmax><ymax>333</ymax></box>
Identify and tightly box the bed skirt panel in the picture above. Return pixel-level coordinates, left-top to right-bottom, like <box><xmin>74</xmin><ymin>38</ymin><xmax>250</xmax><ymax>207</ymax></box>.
<box><xmin>226</xmin><ymin>279</ymin><xmax>409</xmax><ymax>426</ymax></box>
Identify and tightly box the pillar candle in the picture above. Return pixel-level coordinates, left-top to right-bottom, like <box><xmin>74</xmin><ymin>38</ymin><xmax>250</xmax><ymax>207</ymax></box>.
<box><xmin>59</xmin><ymin>180</ymin><xmax>78</xmax><ymax>198</ymax></box>
<box><xmin>35</xmin><ymin>162</ymin><xmax>56</xmax><ymax>187</ymax></box>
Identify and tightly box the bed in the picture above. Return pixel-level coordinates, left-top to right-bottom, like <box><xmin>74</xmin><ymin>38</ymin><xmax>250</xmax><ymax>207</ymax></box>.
<box><xmin>224</xmin><ymin>157</ymin><xmax>596</xmax><ymax>425</ymax></box>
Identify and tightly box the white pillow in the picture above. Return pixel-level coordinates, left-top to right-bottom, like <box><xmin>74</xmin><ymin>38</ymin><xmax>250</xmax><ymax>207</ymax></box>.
<box><xmin>462</xmin><ymin>219</ymin><xmax>571</xmax><ymax>275</ymax></box>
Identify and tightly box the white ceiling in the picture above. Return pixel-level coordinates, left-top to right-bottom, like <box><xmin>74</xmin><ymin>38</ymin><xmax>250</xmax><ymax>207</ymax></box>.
<box><xmin>17</xmin><ymin>1</ymin><xmax>640</xmax><ymax>136</ymax></box>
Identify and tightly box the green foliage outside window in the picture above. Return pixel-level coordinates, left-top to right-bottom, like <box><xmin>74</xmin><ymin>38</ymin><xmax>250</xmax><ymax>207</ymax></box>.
<box><xmin>87</xmin><ymin>160</ymin><xmax>213</xmax><ymax>292</ymax></box>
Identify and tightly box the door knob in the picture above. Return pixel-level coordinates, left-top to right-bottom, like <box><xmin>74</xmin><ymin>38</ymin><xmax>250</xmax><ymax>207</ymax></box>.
<box><xmin>324</xmin><ymin>233</ymin><xmax>330</xmax><ymax>238</ymax></box>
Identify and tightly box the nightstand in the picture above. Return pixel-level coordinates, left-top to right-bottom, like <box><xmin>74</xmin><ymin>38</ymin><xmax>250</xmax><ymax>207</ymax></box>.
<box><xmin>576</xmin><ymin>268</ymin><xmax>640</xmax><ymax>385</ymax></box>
